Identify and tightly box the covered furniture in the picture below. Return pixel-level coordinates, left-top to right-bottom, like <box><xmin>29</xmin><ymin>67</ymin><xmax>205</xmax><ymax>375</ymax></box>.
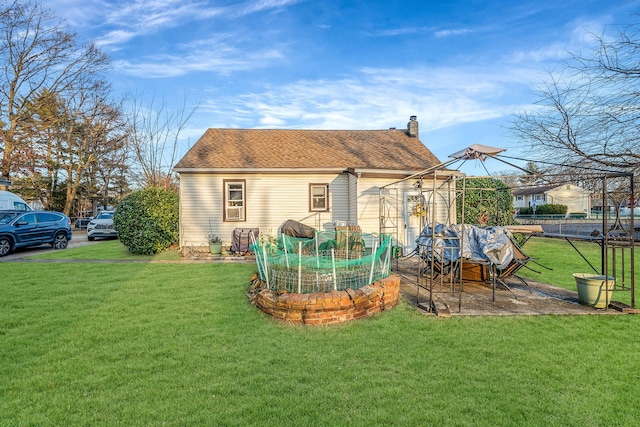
<box><xmin>231</xmin><ymin>228</ymin><xmax>259</xmax><ymax>253</ymax></box>
<box><xmin>280</xmin><ymin>219</ymin><xmax>315</xmax><ymax>239</ymax></box>
<box><xmin>417</xmin><ymin>223</ymin><xmax>538</xmax><ymax>300</ymax></box>
<box><xmin>335</xmin><ymin>225</ymin><xmax>365</xmax><ymax>259</ymax></box>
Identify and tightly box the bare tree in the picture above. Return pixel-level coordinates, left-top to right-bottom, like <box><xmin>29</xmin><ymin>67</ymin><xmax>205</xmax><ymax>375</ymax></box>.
<box><xmin>127</xmin><ymin>93</ymin><xmax>198</xmax><ymax>190</ymax></box>
<box><xmin>61</xmin><ymin>89</ymin><xmax>128</xmax><ymax>214</ymax></box>
<box><xmin>0</xmin><ymin>0</ymin><xmax>109</xmax><ymax>180</ymax></box>
<box><xmin>19</xmin><ymin>81</ymin><xmax>128</xmax><ymax>215</ymax></box>
<box><xmin>510</xmin><ymin>15</ymin><xmax>640</xmax><ymax>175</ymax></box>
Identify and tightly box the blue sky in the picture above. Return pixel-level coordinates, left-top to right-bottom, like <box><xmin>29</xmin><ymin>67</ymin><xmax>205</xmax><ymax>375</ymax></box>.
<box><xmin>48</xmin><ymin>0</ymin><xmax>640</xmax><ymax>173</ymax></box>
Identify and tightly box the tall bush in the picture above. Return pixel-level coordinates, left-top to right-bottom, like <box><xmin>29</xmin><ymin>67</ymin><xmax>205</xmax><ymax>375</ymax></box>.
<box><xmin>536</xmin><ymin>204</ymin><xmax>568</xmax><ymax>215</ymax></box>
<box><xmin>456</xmin><ymin>178</ymin><xmax>517</xmax><ymax>226</ymax></box>
<box><xmin>113</xmin><ymin>187</ymin><xmax>179</xmax><ymax>254</ymax></box>
<box><xmin>518</xmin><ymin>204</ymin><xmax>568</xmax><ymax>216</ymax></box>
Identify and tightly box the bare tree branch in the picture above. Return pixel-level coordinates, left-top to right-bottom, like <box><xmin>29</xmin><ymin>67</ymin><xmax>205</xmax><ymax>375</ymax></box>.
<box><xmin>126</xmin><ymin>93</ymin><xmax>198</xmax><ymax>190</ymax></box>
<box><xmin>0</xmin><ymin>0</ymin><xmax>110</xmax><ymax>179</ymax></box>
<box><xmin>510</xmin><ymin>14</ymin><xmax>640</xmax><ymax>176</ymax></box>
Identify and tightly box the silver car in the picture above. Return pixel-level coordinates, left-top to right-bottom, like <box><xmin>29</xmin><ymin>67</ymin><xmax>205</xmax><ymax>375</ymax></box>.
<box><xmin>87</xmin><ymin>210</ymin><xmax>117</xmax><ymax>241</ymax></box>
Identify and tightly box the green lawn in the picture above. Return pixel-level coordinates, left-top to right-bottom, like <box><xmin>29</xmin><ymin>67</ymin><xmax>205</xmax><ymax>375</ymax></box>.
<box><xmin>519</xmin><ymin>237</ymin><xmax>638</xmax><ymax>306</ymax></box>
<box><xmin>1</xmin><ymin>241</ymin><xmax>640</xmax><ymax>426</ymax></box>
<box><xmin>27</xmin><ymin>239</ymin><xmax>183</xmax><ymax>261</ymax></box>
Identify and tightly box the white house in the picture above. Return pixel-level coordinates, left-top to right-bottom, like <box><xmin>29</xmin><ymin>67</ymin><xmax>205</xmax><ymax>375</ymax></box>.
<box><xmin>173</xmin><ymin>116</ymin><xmax>445</xmax><ymax>251</ymax></box>
<box><xmin>513</xmin><ymin>183</ymin><xmax>591</xmax><ymax>216</ymax></box>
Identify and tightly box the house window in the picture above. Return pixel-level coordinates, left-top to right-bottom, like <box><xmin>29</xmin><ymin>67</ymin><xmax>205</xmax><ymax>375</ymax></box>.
<box><xmin>516</xmin><ymin>195</ymin><xmax>523</xmax><ymax>201</ymax></box>
<box><xmin>224</xmin><ymin>180</ymin><xmax>246</xmax><ymax>221</ymax></box>
<box><xmin>310</xmin><ymin>184</ymin><xmax>329</xmax><ymax>212</ymax></box>
<box><xmin>535</xmin><ymin>194</ymin><xmax>545</xmax><ymax>201</ymax></box>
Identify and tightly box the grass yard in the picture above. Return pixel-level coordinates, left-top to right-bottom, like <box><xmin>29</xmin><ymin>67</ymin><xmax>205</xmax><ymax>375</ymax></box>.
<box><xmin>27</xmin><ymin>239</ymin><xmax>183</xmax><ymax>261</ymax></box>
<box><xmin>1</xmin><ymin>241</ymin><xmax>639</xmax><ymax>426</ymax></box>
<box><xmin>519</xmin><ymin>237</ymin><xmax>638</xmax><ymax>307</ymax></box>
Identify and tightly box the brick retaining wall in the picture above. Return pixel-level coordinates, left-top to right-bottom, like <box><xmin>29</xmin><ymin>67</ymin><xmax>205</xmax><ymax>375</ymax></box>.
<box><xmin>250</xmin><ymin>275</ymin><xmax>400</xmax><ymax>325</ymax></box>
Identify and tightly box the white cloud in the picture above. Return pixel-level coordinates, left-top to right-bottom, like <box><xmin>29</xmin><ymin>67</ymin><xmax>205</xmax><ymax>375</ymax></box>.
<box><xmin>114</xmin><ymin>39</ymin><xmax>286</xmax><ymax>78</ymax></box>
<box><xmin>434</xmin><ymin>28</ymin><xmax>472</xmax><ymax>38</ymax></box>
<box><xmin>569</xmin><ymin>17</ymin><xmax>608</xmax><ymax>44</ymax></box>
<box><xmin>97</xmin><ymin>30</ymin><xmax>138</xmax><ymax>47</ymax></box>
<box><xmin>369</xmin><ymin>26</ymin><xmax>473</xmax><ymax>38</ymax></box>
<box><xmin>187</xmin><ymin>63</ymin><xmax>539</xmax><ymax>164</ymax></box>
<box><xmin>259</xmin><ymin>115</ymin><xmax>287</xmax><ymax>126</ymax></box>
<box><xmin>504</xmin><ymin>16</ymin><xmax>612</xmax><ymax>66</ymax></box>
<box><xmin>507</xmin><ymin>43</ymin><xmax>570</xmax><ymax>64</ymax></box>
<box><xmin>49</xmin><ymin>0</ymin><xmax>300</xmax><ymax>48</ymax></box>
<box><xmin>370</xmin><ymin>27</ymin><xmax>429</xmax><ymax>37</ymax></box>
<box><xmin>232</xmin><ymin>0</ymin><xmax>304</xmax><ymax>17</ymax></box>
<box><xmin>197</xmin><ymin>65</ymin><xmax>534</xmax><ymax>133</ymax></box>
<box><xmin>95</xmin><ymin>1</ymin><xmax>224</xmax><ymax>47</ymax></box>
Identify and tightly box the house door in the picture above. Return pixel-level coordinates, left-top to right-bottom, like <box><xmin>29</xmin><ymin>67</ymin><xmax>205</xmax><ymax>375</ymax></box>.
<box><xmin>404</xmin><ymin>191</ymin><xmax>426</xmax><ymax>255</ymax></box>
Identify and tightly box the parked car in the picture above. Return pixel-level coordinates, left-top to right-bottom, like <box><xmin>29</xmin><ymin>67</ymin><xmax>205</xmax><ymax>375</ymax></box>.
<box><xmin>0</xmin><ymin>210</ymin><xmax>72</xmax><ymax>256</ymax></box>
<box><xmin>0</xmin><ymin>190</ymin><xmax>31</xmax><ymax>211</ymax></box>
<box><xmin>74</xmin><ymin>217</ymin><xmax>92</xmax><ymax>230</ymax></box>
<box><xmin>87</xmin><ymin>210</ymin><xmax>117</xmax><ymax>241</ymax></box>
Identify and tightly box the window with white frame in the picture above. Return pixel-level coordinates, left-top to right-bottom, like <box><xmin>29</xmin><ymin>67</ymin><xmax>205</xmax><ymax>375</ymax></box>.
<box><xmin>516</xmin><ymin>195</ymin><xmax>523</xmax><ymax>201</ymax></box>
<box><xmin>224</xmin><ymin>180</ymin><xmax>245</xmax><ymax>221</ymax></box>
<box><xmin>309</xmin><ymin>184</ymin><xmax>329</xmax><ymax>212</ymax></box>
<box><xmin>535</xmin><ymin>194</ymin><xmax>545</xmax><ymax>201</ymax></box>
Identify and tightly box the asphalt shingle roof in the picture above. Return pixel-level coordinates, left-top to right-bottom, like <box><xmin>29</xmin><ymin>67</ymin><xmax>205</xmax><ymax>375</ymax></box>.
<box><xmin>174</xmin><ymin>128</ymin><xmax>441</xmax><ymax>171</ymax></box>
<box><xmin>511</xmin><ymin>184</ymin><xmax>562</xmax><ymax>196</ymax></box>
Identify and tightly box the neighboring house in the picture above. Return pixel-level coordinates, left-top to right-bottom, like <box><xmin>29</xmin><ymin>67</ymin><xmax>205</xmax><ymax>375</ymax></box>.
<box><xmin>513</xmin><ymin>184</ymin><xmax>591</xmax><ymax>216</ymax></box>
<box><xmin>173</xmin><ymin>116</ymin><xmax>444</xmax><ymax>251</ymax></box>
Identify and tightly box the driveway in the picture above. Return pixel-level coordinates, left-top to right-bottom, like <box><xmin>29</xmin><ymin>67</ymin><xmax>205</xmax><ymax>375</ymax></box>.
<box><xmin>0</xmin><ymin>230</ymin><xmax>101</xmax><ymax>262</ymax></box>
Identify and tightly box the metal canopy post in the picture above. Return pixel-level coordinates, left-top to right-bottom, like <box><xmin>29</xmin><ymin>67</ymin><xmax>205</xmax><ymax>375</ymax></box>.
<box><xmin>630</xmin><ymin>173</ymin><xmax>636</xmax><ymax>308</ymax></box>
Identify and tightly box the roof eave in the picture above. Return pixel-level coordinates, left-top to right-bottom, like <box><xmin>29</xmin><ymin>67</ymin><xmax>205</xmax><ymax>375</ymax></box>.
<box><xmin>173</xmin><ymin>167</ymin><xmax>431</xmax><ymax>175</ymax></box>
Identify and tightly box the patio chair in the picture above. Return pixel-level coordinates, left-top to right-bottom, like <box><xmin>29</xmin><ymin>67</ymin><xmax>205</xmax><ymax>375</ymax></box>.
<box><xmin>335</xmin><ymin>225</ymin><xmax>365</xmax><ymax>259</ymax></box>
<box><xmin>494</xmin><ymin>234</ymin><xmax>553</xmax><ymax>295</ymax></box>
<box><xmin>460</xmin><ymin>235</ymin><xmax>539</xmax><ymax>300</ymax></box>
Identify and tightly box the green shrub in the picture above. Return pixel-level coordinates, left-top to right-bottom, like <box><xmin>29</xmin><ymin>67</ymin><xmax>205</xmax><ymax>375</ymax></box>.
<box><xmin>536</xmin><ymin>204</ymin><xmax>567</xmax><ymax>215</ymax></box>
<box><xmin>456</xmin><ymin>178</ymin><xmax>517</xmax><ymax>226</ymax></box>
<box><xmin>518</xmin><ymin>204</ymin><xmax>568</xmax><ymax>216</ymax></box>
<box><xmin>113</xmin><ymin>187</ymin><xmax>179</xmax><ymax>254</ymax></box>
<box><xmin>518</xmin><ymin>207</ymin><xmax>533</xmax><ymax>215</ymax></box>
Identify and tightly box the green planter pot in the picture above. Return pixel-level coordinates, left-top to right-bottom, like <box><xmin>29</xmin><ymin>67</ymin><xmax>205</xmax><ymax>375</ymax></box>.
<box><xmin>209</xmin><ymin>242</ymin><xmax>222</xmax><ymax>254</ymax></box>
<box><xmin>573</xmin><ymin>273</ymin><xmax>615</xmax><ymax>308</ymax></box>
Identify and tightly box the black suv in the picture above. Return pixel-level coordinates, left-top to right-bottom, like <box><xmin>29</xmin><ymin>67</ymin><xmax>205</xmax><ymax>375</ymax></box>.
<box><xmin>0</xmin><ymin>210</ymin><xmax>72</xmax><ymax>257</ymax></box>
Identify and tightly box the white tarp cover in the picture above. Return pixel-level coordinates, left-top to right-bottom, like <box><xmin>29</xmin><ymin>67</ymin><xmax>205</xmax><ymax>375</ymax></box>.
<box><xmin>448</xmin><ymin>144</ymin><xmax>506</xmax><ymax>160</ymax></box>
<box><xmin>416</xmin><ymin>223</ymin><xmax>514</xmax><ymax>270</ymax></box>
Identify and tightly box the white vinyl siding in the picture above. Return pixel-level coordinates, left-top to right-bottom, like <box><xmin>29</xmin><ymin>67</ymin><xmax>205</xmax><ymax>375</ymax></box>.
<box><xmin>178</xmin><ymin>173</ymin><xmax>349</xmax><ymax>247</ymax></box>
<box><xmin>329</xmin><ymin>176</ymin><xmax>349</xmax><ymax>223</ymax></box>
<box><xmin>547</xmin><ymin>185</ymin><xmax>591</xmax><ymax>215</ymax></box>
<box><xmin>178</xmin><ymin>172</ymin><xmax>453</xmax><ymax>250</ymax></box>
<box><xmin>356</xmin><ymin>176</ymin><xmax>451</xmax><ymax>249</ymax></box>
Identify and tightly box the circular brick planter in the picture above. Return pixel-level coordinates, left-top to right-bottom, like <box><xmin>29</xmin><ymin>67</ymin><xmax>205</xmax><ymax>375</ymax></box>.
<box><xmin>249</xmin><ymin>274</ymin><xmax>401</xmax><ymax>325</ymax></box>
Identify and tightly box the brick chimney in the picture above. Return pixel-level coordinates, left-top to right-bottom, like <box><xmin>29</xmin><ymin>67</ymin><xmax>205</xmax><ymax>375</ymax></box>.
<box><xmin>407</xmin><ymin>115</ymin><xmax>418</xmax><ymax>137</ymax></box>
